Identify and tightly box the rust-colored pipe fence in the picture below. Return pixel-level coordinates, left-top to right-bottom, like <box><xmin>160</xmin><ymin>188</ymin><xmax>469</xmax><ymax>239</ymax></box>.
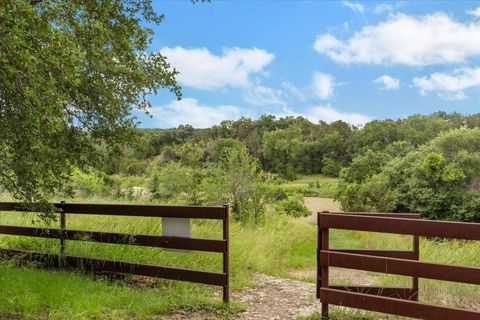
<box><xmin>317</xmin><ymin>211</ymin><xmax>480</xmax><ymax>320</ymax></box>
<box><xmin>0</xmin><ymin>202</ymin><xmax>230</xmax><ymax>303</ymax></box>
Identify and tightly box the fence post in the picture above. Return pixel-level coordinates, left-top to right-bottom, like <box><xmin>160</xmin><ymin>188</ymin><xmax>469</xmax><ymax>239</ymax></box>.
<box><xmin>316</xmin><ymin>211</ymin><xmax>321</xmax><ymax>299</ymax></box>
<box><xmin>412</xmin><ymin>234</ymin><xmax>420</xmax><ymax>301</ymax></box>
<box><xmin>320</xmin><ymin>211</ymin><xmax>330</xmax><ymax>319</ymax></box>
<box><xmin>222</xmin><ymin>204</ymin><xmax>229</xmax><ymax>303</ymax></box>
<box><xmin>60</xmin><ymin>201</ymin><xmax>66</xmax><ymax>256</ymax></box>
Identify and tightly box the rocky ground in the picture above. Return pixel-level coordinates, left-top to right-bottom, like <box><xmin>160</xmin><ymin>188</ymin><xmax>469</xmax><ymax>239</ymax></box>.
<box><xmin>164</xmin><ymin>268</ymin><xmax>380</xmax><ymax>320</ymax></box>
<box><xmin>163</xmin><ymin>274</ymin><xmax>321</xmax><ymax>320</ymax></box>
<box><xmin>164</xmin><ymin>197</ymin><xmax>381</xmax><ymax>320</ymax></box>
<box><xmin>234</xmin><ymin>274</ymin><xmax>321</xmax><ymax>320</ymax></box>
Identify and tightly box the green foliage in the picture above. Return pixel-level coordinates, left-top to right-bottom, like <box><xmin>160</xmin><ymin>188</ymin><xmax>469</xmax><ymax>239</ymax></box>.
<box><xmin>150</xmin><ymin>162</ymin><xmax>202</xmax><ymax>204</ymax></box>
<box><xmin>275</xmin><ymin>195</ymin><xmax>310</xmax><ymax>218</ymax></box>
<box><xmin>270</xmin><ymin>187</ymin><xmax>288</xmax><ymax>200</ymax></box>
<box><xmin>302</xmin><ymin>182</ymin><xmax>320</xmax><ymax>197</ymax></box>
<box><xmin>210</xmin><ymin>138</ymin><xmax>245</xmax><ymax>162</ymax></box>
<box><xmin>130</xmin><ymin>142</ymin><xmax>269</xmax><ymax>225</ymax></box>
<box><xmin>262</xmin><ymin>126</ymin><xmax>303</xmax><ymax>180</ymax></box>
<box><xmin>279</xmin><ymin>175</ymin><xmax>338</xmax><ymax>198</ymax></box>
<box><xmin>217</xmin><ymin>145</ymin><xmax>266</xmax><ymax>225</ymax></box>
<box><xmin>0</xmin><ymin>1</ymin><xmax>180</xmax><ymax>217</ymax></box>
<box><xmin>176</xmin><ymin>142</ymin><xmax>206</xmax><ymax>168</ymax></box>
<box><xmin>0</xmin><ymin>260</ymin><xmax>239</xmax><ymax>320</ymax></box>
<box><xmin>91</xmin><ymin>112</ymin><xmax>480</xmax><ymax>186</ymax></box>
<box><xmin>320</xmin><ymin>155</ymin><xmax>342</xmax><ymax>177</ymax></box>
<box><xmin>339</xmin><ymin>149</ymin><xmax>391</xmax><ymax>183</ymax></box>
<box><xmin>337</xmin><ymin>128</ymin><xmax>480</xmax><ymax>221</ymax></box>
<box><xmin>70</xmin><ymin>169</ymin><xmax>105</xmax><ymax>198</ymax></box>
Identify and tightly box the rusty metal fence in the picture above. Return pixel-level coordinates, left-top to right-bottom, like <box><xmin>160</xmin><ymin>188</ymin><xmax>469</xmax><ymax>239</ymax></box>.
<box><xmin>316</xmin><ymin>211</ymin><xmax>480</xmax><ymax>320</ymax></box>
<box><xmin>0</xmin><ymin>202</ymin><xmax>230</xmax><ymax>302</ymax></box>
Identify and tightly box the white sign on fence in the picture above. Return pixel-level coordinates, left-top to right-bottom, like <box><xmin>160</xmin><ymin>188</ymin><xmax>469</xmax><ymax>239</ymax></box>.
<box><xmin>162</xmin><ymin>217</ymin><xmax>191</xmax><ymax>252</ymax></box>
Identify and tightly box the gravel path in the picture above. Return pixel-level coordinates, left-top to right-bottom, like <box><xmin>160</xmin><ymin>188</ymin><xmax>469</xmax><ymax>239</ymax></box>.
<box><xmin>235</xmin><ymin>274</ymin><xmax>321</xmax><ymax>320</ymax></box>
<box><xmin>165</xmin><ymin>269</ymin><xmax>380</xmax><ymax>320</ymax></box>
<box><xmin>166</xmin><ymin>197</ymin><xmax>375</xmax><ymax>319</ymax></box>
<box><xmin>163</xmin><ymin>274</ymin><xmax>321</xmax><ymax>320</ymax></box>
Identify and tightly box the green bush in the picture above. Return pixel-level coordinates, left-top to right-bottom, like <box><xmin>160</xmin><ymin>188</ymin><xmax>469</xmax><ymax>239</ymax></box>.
<box><xmin>302</xmin><ymin>187</ymin><xmax>320</xmax><ymax>197</ymax></box>
<box><xmin>271</xmin><ymin>187</ymin><xmax>288</xmax><ymax>201</ymax></box>
<box><xmin>321</xmin><ymin>156</ymin><xmax>342</xmax><ymax>177</ymax></box>
<box><xmin>150</xmin><ymin>162</ymin><xmax>202</xmax><ymax>204</ymax></box>
<box><xmin>70</xmin><ymin>169</ymin><xmax>105</xmax><ymax>198</ymax></box>
<box><xmin>336</xmin><ymin>128</ymin><xmax>480</xmax><ymax>221</ymax></box>
<box><xmin>275</xmin><ymin>196</ymin><xmax>310</xmax><ymax>218</ymax></box>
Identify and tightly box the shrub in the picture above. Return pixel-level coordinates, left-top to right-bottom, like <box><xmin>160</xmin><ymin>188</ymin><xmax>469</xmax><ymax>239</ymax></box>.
<box><xmin>271</xmin><ymin>188</ymin><xmax>288</xmax><ymax>201</ymax></box>
<box><xmin>275</xmin><ymin>195</ymin><xmax>310</xmax><ymax>218</ymax></box>
<box><xmin>321</xmin><ymin>156</ymin><xmax>342</xmax><ymax>177</ymax></box>
<box><xmin>336</xmin><ymin>128</ymin><xmax>480</xmax><ymax>221</ymax></box>
<box><xmin>70</xmin><ymin>169</ymin><xmax>104</xmax><ymax>198</ymax></box>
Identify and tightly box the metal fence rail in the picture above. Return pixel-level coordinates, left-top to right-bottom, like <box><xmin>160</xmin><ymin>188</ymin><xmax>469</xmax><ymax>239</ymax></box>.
<box><xmin>0</xmin><ymin>202</ymin><xmax>230</xmax><ymax>303</ymax></box>
<box><xmin>316</xmin><ymin>211</ymin><xmax>480</xmax><ymax>320</ymax></box>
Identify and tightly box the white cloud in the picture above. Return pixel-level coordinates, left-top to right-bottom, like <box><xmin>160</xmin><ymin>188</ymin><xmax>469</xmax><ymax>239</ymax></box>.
<box><xmin>412</xmin><ymin>67</ymin><xmax>480</xmax><ymax>100</ymax></box>
<box><xmin>373</xmin><ymin>3</ymin><xmax>403</xmax><ymax>15</ymax></box>
<box><xmin>306</xmin><ymin>105</ymin><xmax>372</xmax><ymax>126</ymax></box>
<box><xmin>467</xmin><ymin>7</ymin><xmax>480</xmax><ymax>17</ymax></box>
<box><xmin>373</xmin><ymin>3</ymin><xmax>394</xmax><ymax>15</ymax></box>
<box><xmin>150</xmin><ymin>98</ymin><xmax>244</xmax><ymax>128</ymax></box>
<box><xmin>342</xmin><ymin>1</ymin><xmax>364</xmax><ymax>13</ymax></box>
<box><xmin>270</xmin><ymin>104</ymin><xmax>372</xmax><ymax>126</ymax></box>
<box><xmin>373</xmin><ymin>75</ymin><xmax>400</xmax><ymax>90</ymax></box>
<box><xmin>160</xmin><ymin>47</ymin><xmax>274</xmax><ymax>90</ymax></box>
<box><xmin>438</xmin><ymin>92</ymin><xmax>468</xmax><ymax>101</ymax></box>
<box><xmin>281</xmin><ymin>81</ymin><xmax>306</xmax><ymax>102</ymax></box>
<box><xmin>314</xmin><ymin>13</ymin><xmax>480</xmax><ymax>66</ymax></box>
<box><xmin>312</xmin><ymin>72</ymin><xmax>336</xmax><ymax>100</ymax></box>
<box><xmin>244</xmin><ymin>86</ymin><xmax>286</xmax><ymax>107</ymax></box>
<box><xmin>149</xmin><ymin>99</ymin><xmax>371</xmax><ymax>128</ymax></box>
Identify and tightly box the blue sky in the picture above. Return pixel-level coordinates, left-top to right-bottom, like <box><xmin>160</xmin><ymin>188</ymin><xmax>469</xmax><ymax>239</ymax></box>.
<box><xmin>136</xmin><ymin>1</ymin><xmax>480</xmax><ymax>128</ymax></box>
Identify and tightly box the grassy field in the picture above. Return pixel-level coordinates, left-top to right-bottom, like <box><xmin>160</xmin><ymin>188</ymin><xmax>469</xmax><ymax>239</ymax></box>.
<box><xmin>0</xmin><ymin>209</ymin><xmax>319</xmax><ymax>319</ymax></box>
<box><xmin>279</xmin><ymin>174</ymin><xmax>338</xmax><ymax>198</ymax></box>
<box><xmin>0</xmin><ymin>175</ymin><xmax>479</xmax><ymax>319</ymax></box>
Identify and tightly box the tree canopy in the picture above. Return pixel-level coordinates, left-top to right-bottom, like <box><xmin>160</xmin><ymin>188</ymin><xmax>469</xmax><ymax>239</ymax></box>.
<box><xmin>336</xmin><ymin>128</ymin><xmax>480</xmax><ymax>222</ymax></box>
<box><xmin>0</xmin><ymin>1</ymin><xmax>180</xmax><ymax>210</ymax></box>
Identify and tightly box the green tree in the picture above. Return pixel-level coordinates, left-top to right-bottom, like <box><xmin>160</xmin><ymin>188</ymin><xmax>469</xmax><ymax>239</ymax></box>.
<box><xmin>218</xmin><ymin>145</ymin><xmax>265</xmax><ymax>224</ymax></box>
<box><xmin>209</xmin><ymin>138</ymin><xmax>245</xmax><ymax>162</ymax></box>
<box><xmin>348</xmin><ymin>120</ymin><xmax>400</xmax><ymax>156</ymax></box>
<box><xmin>262</xmin><ymin>127</ymin><xmax>303</xmax><ymax>180</ymax></box>
<box><xmin>152</xmin><ymin>162</ymin><xmax>202</xmax><ymax>205</ymax></box>
<box><xmin>337</xmin><ymin>128</ymin><xmax>480</xmax><ymax>221</ymax></box>
<box><xmin>0</xmin><ymin>1</ymin><xmax>180</xmax><ymax>214</ymax></box>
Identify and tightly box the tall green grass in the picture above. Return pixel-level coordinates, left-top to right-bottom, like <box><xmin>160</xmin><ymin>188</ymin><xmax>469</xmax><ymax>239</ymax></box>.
<box><xmin>279</xmin><ymin>174</ymin><xmax>338</xmax><ymax>198</ymax></box>
<box><xmin>0</xmin><ymin>260</ymin><xmax>231</xmax><ymax>320</ymax></box>
<box><xmin>0</xmin><ymin>210</ymin><xmax>317</xmax><ymax>319</ymax></box>
<box><xmin>1</xmin><ymin>207</ymin><xmax>479</xmax><ymax>319</ymax></box>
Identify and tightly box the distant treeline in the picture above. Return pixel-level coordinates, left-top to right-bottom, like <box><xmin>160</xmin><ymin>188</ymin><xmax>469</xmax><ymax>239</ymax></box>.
<box><xmin>101</xmin><ymin>112</ymin><xmax>480</xmax><ymax>180</ymax></box>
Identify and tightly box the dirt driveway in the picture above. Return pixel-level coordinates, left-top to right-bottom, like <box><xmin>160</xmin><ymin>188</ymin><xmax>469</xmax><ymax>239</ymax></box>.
<box><xmin>301</xmin><ymin>197</ymin><xmax>342</xmax><ymax>225</ymax></box>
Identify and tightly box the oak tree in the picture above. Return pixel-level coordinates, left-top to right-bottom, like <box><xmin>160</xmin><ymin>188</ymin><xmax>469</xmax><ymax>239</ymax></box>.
<box><xmin>0</xmin><ymin>0</ymin><xmax>180</xmax><ymax>215</ymax></box>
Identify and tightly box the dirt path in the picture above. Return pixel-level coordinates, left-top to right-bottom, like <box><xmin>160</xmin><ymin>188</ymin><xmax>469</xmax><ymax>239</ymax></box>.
<box><xmin>228</xmin><ymin>197</ymin><xmax>377</xmax><ymax>319</ymax></box>
<box><xmin>167</xmin><ymin>270</ymin><xmax>379</xmax><ymax>320</ymax></box>
<box><xmin>234</xmin><ymin>274</ymin><xmax>321</xmax><ymax>319</ymax></box>
<box><xmin>164</xmin><ymin>274</ymin><xmax>321</xmax><ymax>320</ymax></box>
<box><xmin>166</xmin><ymin>197</ymin><xmax>372</xmax><ymax>320</ymax></box>
<box><xmin>300</xmin><ymin>197</ymin><xmax>342</xmax><ymax>225</ymax></box>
